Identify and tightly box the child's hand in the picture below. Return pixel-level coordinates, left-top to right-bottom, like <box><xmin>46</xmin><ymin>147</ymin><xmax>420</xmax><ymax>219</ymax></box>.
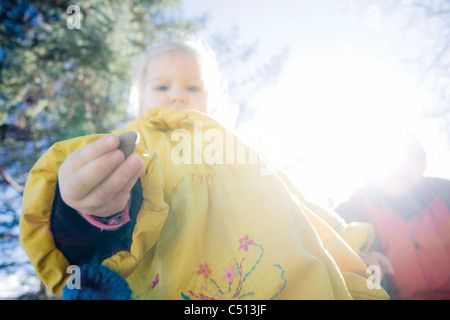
<box><xmin>58</xmin><ymin>135</ymin><xmax>144</xmax><ymax>217</ymax></box>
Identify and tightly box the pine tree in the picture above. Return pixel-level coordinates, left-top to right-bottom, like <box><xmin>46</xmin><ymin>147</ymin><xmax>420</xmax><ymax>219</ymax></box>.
<box><xmin>0</xmin><ymin>0</ymin><xmax>203</xmax><ymax>188</ymax></box>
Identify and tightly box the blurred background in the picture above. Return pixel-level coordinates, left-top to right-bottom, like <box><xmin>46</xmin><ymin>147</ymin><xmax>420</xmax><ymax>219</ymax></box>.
<box><xmin>1</xmin><ymin>0</ymin><xmax>449</xmax><ymax>299</ymax></box>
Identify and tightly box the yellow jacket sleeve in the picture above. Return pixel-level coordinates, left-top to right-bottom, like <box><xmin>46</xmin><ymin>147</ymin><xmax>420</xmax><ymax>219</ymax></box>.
<box><xmin>19</xmin><ymin>133</ymin><xmax>168</xmax><ymax>295</ymax></box>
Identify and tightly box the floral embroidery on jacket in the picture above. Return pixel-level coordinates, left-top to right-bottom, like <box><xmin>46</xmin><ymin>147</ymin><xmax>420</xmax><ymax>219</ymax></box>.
<box><xmin>152</xmin><ymin>273</ymin><xmax>159</xmax><ymax>289</ymax></box>
<box><xmin>181</xmin><ymin>234</ymin><xmax>286</xmax><ymax>300</ymax></box>
<box><xmin>222</xmin><ymin>266</ymin><xmax>237</xmax><ymax>284</ymax></box>
<box><xmin>197</xmin><ymin>263</ymin><xmax>212</xmax><ymax>279</ymax></box>
<box><xmin>239</xmin><ymin>234</ymin><xmax>254</xmax><ymax>251</ymax></box>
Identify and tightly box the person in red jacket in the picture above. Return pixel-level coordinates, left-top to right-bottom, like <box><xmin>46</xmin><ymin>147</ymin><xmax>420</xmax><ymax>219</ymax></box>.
<box><xmin>335</xmin><ymin>133</ymin><xmax>450</xmax><ymax>299</ymax></box>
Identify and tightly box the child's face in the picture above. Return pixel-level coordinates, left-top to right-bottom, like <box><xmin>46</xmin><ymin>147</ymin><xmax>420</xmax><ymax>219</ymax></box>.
<box><xmin>142</xmin><ymin>49</ymin><xmax>209</xmax><ymax>114</ymax></box>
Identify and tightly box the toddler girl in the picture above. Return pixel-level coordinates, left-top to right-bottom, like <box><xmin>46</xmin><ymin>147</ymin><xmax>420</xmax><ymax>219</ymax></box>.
<box><xmin>20</xmin><ymin>40</ymin><xmax>388</xmax><ymax>300</ymax></box>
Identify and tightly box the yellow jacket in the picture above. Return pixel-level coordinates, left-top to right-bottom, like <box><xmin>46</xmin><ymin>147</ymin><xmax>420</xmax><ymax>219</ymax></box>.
<box><xmin>20</xmin><ymin>108</ymin><xmax>388</xmax><ymax>299</ymax></box>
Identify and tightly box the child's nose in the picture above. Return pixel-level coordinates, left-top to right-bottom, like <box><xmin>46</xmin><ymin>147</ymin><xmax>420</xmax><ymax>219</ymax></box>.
<box><xmin>170</xmin><ymin>88</ymin><xmax>187</xmax><ymax>104</ymax></box>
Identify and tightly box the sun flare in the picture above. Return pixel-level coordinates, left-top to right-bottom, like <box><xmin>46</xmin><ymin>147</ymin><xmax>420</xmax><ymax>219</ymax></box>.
<box><xmin>241</xmin><ymin>45</ymin><xmax>426</xmax><ymax>205</ymax></box>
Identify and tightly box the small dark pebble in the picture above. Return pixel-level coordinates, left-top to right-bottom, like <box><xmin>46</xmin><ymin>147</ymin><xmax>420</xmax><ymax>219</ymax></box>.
<box><xmin>117</xmin><ymin>131</ymin><xmax>139</xmax><ymax>158</ymax></box>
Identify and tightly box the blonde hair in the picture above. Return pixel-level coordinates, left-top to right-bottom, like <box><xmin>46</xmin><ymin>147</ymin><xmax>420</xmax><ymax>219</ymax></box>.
<box><xmin>128</xmin><ymin>40</ymin><xmax>229</xmax><ymax>118</ymax></box>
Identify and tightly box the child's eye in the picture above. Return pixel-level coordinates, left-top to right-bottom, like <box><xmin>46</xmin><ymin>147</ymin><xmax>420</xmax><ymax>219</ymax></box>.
<box><xmin>188</xmin><ymin>86</ymin><xmax>200</xmax><ymax>92</ymax></box>
<box><xmin>156</xmin><ymin>85</ymin><xmax>168</xmax><ymax>91</ymax></box>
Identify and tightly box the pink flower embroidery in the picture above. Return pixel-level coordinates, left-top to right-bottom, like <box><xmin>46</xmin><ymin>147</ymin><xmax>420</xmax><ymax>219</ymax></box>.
<box><xmin>152</xmin><ymin>273</ymin><xmax>159</xmax><ymax>289</ymax></box>
<box><xmin>222</xmin><ymin>266</ymin><xmax>237</xmax><ymax>284</ymax></box>
<box><xmin>239</xmin><ymin>234</ymin><xmax>254</xmax><ymax>251</ymax></box>
<box><xmin>197</xmin><ymin>263</ymin><xmax>212</xmax><ymax>279</ymax></box>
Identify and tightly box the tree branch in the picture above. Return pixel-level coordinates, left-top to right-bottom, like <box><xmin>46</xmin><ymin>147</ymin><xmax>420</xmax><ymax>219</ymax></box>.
<box><xmin>0</xmin><ymin>165</ymin><xmax>24</xmax><ymax>194</ymax></box>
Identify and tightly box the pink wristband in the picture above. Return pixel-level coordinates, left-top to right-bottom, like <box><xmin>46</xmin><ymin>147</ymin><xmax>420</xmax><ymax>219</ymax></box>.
<box><xmin>78</xmin><ymin>201</ymin><xmax>130</xmax><ymax>231</ymax></box>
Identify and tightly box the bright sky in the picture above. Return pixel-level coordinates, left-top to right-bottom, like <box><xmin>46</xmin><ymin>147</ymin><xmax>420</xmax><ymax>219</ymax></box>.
<box><xmin>181</xmin><ymin>0</ymin><xmax>450</xmax><ymax>207</ymax></box>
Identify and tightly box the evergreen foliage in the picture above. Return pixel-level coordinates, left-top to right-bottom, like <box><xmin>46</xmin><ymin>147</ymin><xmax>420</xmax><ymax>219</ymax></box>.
<box><xmin>0</xmin><ymin>0</ymin><xmax>203</xmax><ymax>176</ymax></box>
